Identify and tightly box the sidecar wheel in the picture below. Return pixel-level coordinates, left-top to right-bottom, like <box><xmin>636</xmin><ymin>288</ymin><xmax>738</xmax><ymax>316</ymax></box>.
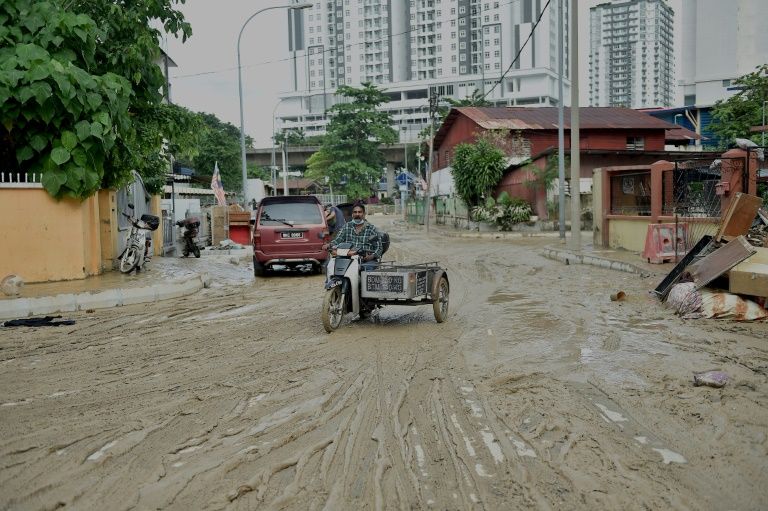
<box><xmin>119</xmin><ymin>246</ymin><xmax>139</xmax><ymax>274</ymax></box>
<box><xmin>433</xmin><ymin>276</ymin><xmax>449</xmax><ymax>323</ymax></box>
<box><xmin>322</xmin><ymin>286</ymin><xmax>344</xmax><ymax>333</ymax></box>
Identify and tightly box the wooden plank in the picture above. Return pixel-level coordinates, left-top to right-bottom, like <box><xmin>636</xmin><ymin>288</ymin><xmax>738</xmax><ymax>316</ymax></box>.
<box><xmin>716</xmin><ymin>193</ymin><xmax>763</xmax><ymax>242</ymax></box>
<box><xmin>690</xmin><ymin>236</ymin><xmax>757</xmax><ymax>289</ymax></box>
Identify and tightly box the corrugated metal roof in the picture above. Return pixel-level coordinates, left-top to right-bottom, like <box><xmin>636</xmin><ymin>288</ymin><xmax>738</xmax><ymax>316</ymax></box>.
<box><xmin>434</xmin><ymin>106</ymin><xmax>678</xmax><ymax>150</ymax></box>
<box><xmin>665</xmin><ymin>126</ymin><xmax>703</xmax><ymax>141</ymax></box>
<box><xmin>458</xmin><ymin>106</ymin><xmax>674</xmax><ymax>130</ymax></box>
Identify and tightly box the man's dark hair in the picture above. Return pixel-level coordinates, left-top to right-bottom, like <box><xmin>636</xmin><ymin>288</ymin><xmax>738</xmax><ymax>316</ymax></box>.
<box><xmin>352</xmin><ymin>201</ymin><xmax>366</xmax><ymax>212</ymax></box>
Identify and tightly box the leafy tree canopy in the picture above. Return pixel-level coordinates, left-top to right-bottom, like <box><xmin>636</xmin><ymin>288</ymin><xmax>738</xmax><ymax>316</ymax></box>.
<box><xmin>451</xmin><ymin>131</ymin><xmax>507</xmax><ymax>208</ymax></box>
<box><xmin>418</xmin><ymin>88</ymin><xmax>490</xmax><ymax>140</ymax></box>
<box><xmin>308</xmin><ymin>83</ymin><xmax>397</xmax><ymax>200</ymax></box>
<box><xmin>710</xmin><ymin>64</ymin><xmax>768</xmax><ymax>148</ymax></box>
<box><xmin>183</xmin><ymin>112</ymin><xmax>253</xmax><ymax>193</ymax></box>
<box><xmin>0</xmin><ymin>0</ymin><xmax>195</xmax><ymax>198</ymax></box>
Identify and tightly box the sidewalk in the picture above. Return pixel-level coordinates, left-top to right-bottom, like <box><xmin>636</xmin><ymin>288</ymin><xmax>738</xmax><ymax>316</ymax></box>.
<box><xmin>0</xmin><ymin>249</ymin><xmax>253</xmax><ymax>321</ymax></box>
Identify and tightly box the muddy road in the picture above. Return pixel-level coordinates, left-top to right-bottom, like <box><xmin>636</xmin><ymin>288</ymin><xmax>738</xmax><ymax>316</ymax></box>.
<box><xmin>1</xmin><ymin>222</ymin><xmax>767</xmax><ymax>510</ymax></box>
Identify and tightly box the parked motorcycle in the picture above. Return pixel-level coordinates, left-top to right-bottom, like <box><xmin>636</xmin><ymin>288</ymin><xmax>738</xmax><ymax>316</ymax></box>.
<box><xmin>176</xmin><ymin>217</ymin><xmax>201</xmax><ymax>258</ymax></box>
<box><xmin>119</xmin><ymin>203</ymin><xmax>160</xmax><ymax>274</ymax></box>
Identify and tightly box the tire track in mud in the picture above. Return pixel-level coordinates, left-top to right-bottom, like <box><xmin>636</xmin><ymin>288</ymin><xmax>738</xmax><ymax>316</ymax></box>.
<box><xmin>2</xmin><ymin>229</ymin><xmax>767</xmax><ymax>510</ymax></box>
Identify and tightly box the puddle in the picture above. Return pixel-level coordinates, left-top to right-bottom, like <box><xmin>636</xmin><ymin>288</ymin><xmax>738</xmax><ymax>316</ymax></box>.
<box><xmin>479</xmin><ymin>430</ymin><xmax>504</xmax><ymax>464</ymax></box>
<box><xmin>652</xmin><ymin>447</ymin><xmax>687</xmax><ymax>464</ymax></box>
<box><xmin>511</xmin><ymin>438</ymin><xmax>537</xmax><ymax>458</ymax></box>
<box><xmin>475</xmin><ymin>463</ymin><xmax>491</xmax><ymax>477</ymax></box>
<box><xmin>87</xmin><ymin>440</ymin><xmax>117</xmax><ymax>461</ymax></box>
<box><xmin>595</xmin><ymin>402</ymin><xmax>628</xmax><ymax>423</ymax></box>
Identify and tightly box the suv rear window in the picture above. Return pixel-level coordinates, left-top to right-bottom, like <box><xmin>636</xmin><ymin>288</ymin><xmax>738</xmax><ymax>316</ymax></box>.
<box><xmin>260</xmin><ymin>202</ymin><xmax>323</xmax><ymax>226</ymax></box>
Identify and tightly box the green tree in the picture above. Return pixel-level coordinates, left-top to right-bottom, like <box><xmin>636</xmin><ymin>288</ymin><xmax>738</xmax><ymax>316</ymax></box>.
<box><xmin>314</xmin><ymin>83</ymin><xmax>397</xmax><ymax>199</ymax></box>
<box><xmin>710</xmin><ymin>64</ymin><xmax>768</xmax><ymax>147</ymax></box>
<box><xmin>0</xmin><ymin>0</ymin><xmax>194</xmax><ymax>199</ymax></box>
<box><xmin>418</xmin><ymin>89</ymin><xmax>490</xmax><ymax>140</ymax></box>
<box><xmin>451</xmin><ymin>132</ymin><xmax>507</xmax><ymax>209</ymax></box>
<box><xmin>247</xmin><ymin>163</ymin><xmax>270</xmax><ymax>181</ymax></box>
<box><xmin>274</xmin><ymin>127</ymin><xmax>306</xmax><ymax>146</ymax></box>
<box><xmin>190</xmin><ymin>113</ymin><xmax>253</xmax><ymax>193</ymax></box>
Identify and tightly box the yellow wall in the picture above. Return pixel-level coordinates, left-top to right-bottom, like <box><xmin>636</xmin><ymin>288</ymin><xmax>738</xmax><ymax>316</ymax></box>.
<box><xmin>607</xmin><ymin>218</ymin><xmax>652</xmax><ymax>252</ymax></box>
<box><xmin>149</xmin><ymin>195</ymin><xmax>164</xmax><ymax>256</ymax></box>
<box><xmin>98</xmin><ymin>189</ymin><xmax>118</xmax><ymax>270</ymax></box>
<box><xmin>0</xmin><ymin>188</ymin><xmax>103</xmax><ymax>283</ymax></box>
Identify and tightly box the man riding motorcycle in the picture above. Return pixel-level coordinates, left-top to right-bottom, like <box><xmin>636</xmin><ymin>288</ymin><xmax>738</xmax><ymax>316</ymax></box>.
<box><xmin>322</xmin><ymin>202</ymin><xmax>382</xmax><ymax>270</ymax></box>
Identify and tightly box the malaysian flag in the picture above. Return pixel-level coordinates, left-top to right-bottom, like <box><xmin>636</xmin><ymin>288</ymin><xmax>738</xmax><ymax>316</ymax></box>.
<box><xmin>211</xmin><ymin>162</ymin><xmax>226</xmax><ymax>206</ymax></box>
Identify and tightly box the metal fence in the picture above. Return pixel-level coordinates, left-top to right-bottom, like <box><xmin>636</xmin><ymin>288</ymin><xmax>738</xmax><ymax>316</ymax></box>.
<box><xmin>162</xmin><ymin>211</ymin><xmax>175</xmax><ymax>254</ymax></box>
<box><xmin>662</xmin><ymin>156</ymin><xmax>745</xmax><ymax>249</ymax></box>
<box><xmin>313</xmin><ymin>194</ymin><xmax>348</xmax><ymax>205</ymax></box>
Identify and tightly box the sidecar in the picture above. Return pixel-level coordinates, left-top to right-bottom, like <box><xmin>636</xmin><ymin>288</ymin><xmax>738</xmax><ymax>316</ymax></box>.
<box><xmin>322</xmin><ymin>259</ymin><xmax>449</xmax><ymax>332</ymax></box>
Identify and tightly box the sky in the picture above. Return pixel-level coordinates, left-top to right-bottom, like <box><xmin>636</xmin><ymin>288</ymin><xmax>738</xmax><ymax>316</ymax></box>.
<box><xmin>164</xmin><ymin>0</ymin><xmax>683</xmax><ymax>150</ymax></box>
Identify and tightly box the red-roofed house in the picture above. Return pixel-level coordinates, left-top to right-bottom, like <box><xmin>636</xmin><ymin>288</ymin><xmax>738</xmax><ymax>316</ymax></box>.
<box><xmin>431</xmin><ymin>107</ymin><xmax>704</xmax><ymax>218</ymax></box>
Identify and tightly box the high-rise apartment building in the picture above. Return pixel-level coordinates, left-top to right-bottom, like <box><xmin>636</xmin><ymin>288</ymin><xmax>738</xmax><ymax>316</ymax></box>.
<box><xmin>277</xmin><ymin>0</ymin><xmax>570</xmax><ymax>142</ymax></box>
<box><xmin>588</xmin><ymin>0</ymin><xmax>673</xmax><ymax>109</ymax></box>
<box><xmin>679</xmin><ymin>0</ymin><xmax>768</xmax><ymax>107</ymax></box>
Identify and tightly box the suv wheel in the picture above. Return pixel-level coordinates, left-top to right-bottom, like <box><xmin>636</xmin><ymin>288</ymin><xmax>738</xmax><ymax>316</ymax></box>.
<box><xmin>253</xmin><ymin>256</ymin><xmax>266</xmax><ymax>277</ymax></box>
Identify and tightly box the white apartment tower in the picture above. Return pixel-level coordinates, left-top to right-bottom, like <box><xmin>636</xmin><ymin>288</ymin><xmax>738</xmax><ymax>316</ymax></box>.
<box><xmin>278</xmin><ymin>0</ymin><xmax>570</xmax><ymax>141</ymax></box>
<box><xmin>588</xmin><ymin>0</ymin><xmax>673</xmax><ymax>109</ymax></box>
<box><xmin>679</xmin><ymin>0</ymin><xmax>768</xmax><ymax>107</ymax></box>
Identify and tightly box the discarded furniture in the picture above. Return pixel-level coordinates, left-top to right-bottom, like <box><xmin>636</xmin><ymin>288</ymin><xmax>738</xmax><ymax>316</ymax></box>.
<box><xmin>689</xmin><ymin>235</ymin><xmax>756</xmax><ymax>289</ymax></box>
<box><xmin>728</xmin><ymin>247</ymin><xmax>768</xmax><ymax>298</ymax></box>
<box><xmin>715</xmin><ymin>192</ymin><xmax>763</xmax><ymax>242</ymax></box>
<box><xmin>653</xmin><ymin>235</ymin><xmax>713</xmax><ymax>299</ymax></box>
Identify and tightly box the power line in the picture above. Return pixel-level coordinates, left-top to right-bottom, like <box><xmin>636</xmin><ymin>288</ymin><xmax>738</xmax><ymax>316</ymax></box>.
<box><xmin>172</xmin><ymin>0</ymin><xmax>528</xmax><ymax>81</ymax></box>
<box><xmin>481</xmin><ymin>0</ymin><xmax>552</xmax><ymax>100</ymax></box>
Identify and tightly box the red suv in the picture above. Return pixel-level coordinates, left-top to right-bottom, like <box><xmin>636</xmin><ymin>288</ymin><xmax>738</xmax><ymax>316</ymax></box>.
<box><xmin>252</xmin><ymin>196</ymin><xmax>330</xmax><ymax>276</ymax></box>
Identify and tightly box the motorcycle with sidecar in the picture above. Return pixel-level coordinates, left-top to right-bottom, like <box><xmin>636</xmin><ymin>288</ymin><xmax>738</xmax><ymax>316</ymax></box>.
<box><xmin>321</xmin><ymin>242</ymin><xmax>449</xmax><ymax>333</ymax></box>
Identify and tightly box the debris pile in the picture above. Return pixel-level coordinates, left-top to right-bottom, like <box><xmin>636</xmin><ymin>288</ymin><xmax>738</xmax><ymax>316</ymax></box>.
<box><xmin>206</xmin><ymin>239</ymin><xmax>246</xmax><ymax>251</ymax></box>
<box><xmin>654</xmin><ymin>193</ymin><xmax>768</xmax><ymax>321</ymax></box>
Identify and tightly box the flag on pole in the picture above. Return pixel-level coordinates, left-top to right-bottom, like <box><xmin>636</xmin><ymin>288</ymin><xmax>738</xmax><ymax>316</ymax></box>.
<box><xmin>211</xmin><ymin>162</ymin><xmax>227</xmax><ymax>206</ymax></box>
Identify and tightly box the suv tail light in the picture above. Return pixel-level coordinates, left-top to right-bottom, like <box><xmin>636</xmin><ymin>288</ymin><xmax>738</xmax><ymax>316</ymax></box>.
<box><xmin>319</xmin><ymin>230</ymin><xmax>329</xmax><ymax>240</ymax></box>
<box><xmin>252</xmin><ymin>229</ymin><xmax>261</xmax><ymax>249</ymax></box>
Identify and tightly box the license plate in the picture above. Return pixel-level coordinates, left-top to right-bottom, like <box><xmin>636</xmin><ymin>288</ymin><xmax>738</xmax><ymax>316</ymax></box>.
<box><xmin>280</xmin><ymin>232</ymin><xmax>303</xmax><ymax>239</ymax></box>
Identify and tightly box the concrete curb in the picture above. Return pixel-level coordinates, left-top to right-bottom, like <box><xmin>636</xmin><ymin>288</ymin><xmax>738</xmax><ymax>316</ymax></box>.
<box><xmin>436</xmin><ymin>230</ymin><xmax>563</xmax><ymax>239</ymax></box>
<box><xmin>201</xmin><ymin>248</ymin><xmax>250</xmax><ymax>257</ymax></box>
<box><xmin>541</xmin><ymin>248</ymin><xmax>652</xmax><ymax>277</ymax></box>
<box><xmin>0</xmin><ymin>273</ymin><xmax>211</xmax><ymax>321</ymax></box>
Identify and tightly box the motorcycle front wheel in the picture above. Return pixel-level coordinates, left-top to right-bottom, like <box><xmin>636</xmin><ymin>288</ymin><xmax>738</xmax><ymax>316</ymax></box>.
<box><xmin>119</xmin><ymin>246</ymin><xmax>139</xmax><ymax>273</ymax></box>
<box><xmin>322</xmin><ymin>286</ymin><xmax>344</xmax><ymax>333</ymax></box>
<box><xmin>193</xmin><ymin>245</ymin><xmax>201</xmax><ymax>258</ymax></box>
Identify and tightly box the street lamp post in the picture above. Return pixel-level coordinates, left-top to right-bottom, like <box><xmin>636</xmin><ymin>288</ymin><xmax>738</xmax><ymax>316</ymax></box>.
<box><xmin>762</xmin><ymin>100</ymin><xmax>767</xmax><ymax>147</ymax></box>
<box><xmin>271</xmin><ymin>99</ymin><xmax>285</xmax><ymax>196</ymax></box>
<box><xmin>238</xmin><ymin>2</ymin><xmax>311</xmax><ymax>207</ymax></box>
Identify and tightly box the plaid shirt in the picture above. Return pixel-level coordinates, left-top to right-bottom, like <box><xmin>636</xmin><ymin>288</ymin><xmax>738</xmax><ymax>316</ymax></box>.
<box><xmin>331</xmin><ymin>221</ymin><xmax>383</xmax><ymax>259</ymax></box>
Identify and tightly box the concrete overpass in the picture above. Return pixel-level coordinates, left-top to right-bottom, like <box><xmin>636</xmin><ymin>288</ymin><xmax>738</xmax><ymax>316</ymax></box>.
<box><xmin>246</xmin><ymin>144</ymin><xmax>423</xmax><ymax>195</ymax></box>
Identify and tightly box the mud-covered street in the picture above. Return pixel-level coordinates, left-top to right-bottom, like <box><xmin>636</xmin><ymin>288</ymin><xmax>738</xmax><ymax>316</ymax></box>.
<box><xmin>1</xmin><ymin>223</ymin><xmax>767</xmax><ymax>510</ymax></box>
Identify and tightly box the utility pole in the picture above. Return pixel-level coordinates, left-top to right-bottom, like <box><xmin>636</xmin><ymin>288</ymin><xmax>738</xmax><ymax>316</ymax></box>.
<box><xmin>569</xmin><ymin>0</ymin><xmax>581</xmax><ymax>250</ymax></box>
<box><xmin>557</xmin><ymin>0</ymin><xmax>566</xmax><ymax>240</ymax></box>
<box><xmin>424</xmin><ymin>91</ymin><xmax>439</xmax><ymax>232</ymax></box>
<box><xmin>281</xmin><ymin>138</ymin><xmax>289</xmax><ymax>196</ymax></box>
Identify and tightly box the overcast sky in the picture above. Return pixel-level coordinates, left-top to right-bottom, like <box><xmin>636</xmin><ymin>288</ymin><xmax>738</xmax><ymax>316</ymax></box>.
<box><xmin>165</xmin><ymin>0</ymin><xmax>682</xmax><ymax>150</ymax></box>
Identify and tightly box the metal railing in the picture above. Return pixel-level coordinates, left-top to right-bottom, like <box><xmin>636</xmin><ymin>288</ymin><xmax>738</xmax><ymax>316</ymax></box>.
<box><xmin>0</xmin><ymin>172</ymin><xmax>43</xmax><ymax>188</ymax></box>
<box><xmin>313</xmin><ymin>193</ymin><xmax>348</xmax><ymax>205</ymax></box>
<box><xmin>663</xmin><ymin>156</ymin><xmax>746</xmax><ymax>249</ymax></box>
